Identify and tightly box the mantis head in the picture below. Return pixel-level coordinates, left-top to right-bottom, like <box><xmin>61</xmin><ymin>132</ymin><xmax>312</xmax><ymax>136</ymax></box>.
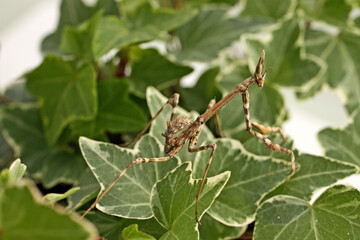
<box><xmin>254</xmin><ymin>50</ymin><xmax>270</xmax><ymax>88</ymax></box>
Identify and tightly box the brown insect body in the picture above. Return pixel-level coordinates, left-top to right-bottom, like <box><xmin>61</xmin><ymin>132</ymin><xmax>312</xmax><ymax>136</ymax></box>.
<box><xmin>81</xmin><ymin>50</ymin><xmax>295</xmax><ymax>225</ymax></box>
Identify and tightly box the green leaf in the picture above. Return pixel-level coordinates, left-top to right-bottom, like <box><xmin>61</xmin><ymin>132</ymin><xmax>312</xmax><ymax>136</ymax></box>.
<box><xmin>129</xmin><ymin>48</ymin><xmax>193</xmax><ymax>97</ymax></box>
<box><xmin>0</xmin><ymin>159</ymin><xmax>26</xmax><ymax>185</ymax></box>
<box><xmin>26</xmin><ymin>56</ymin><xmax>97</xmax><ymax>145</ymax></box>
<box><xmin>122</xmin><ymin>224</ymin><xmax>155</xmax><ymax>240</ymax></box>
<box><xmin>241</xmin><ymin>0</ymin><xmax>296</xmax><ymax>19</ymax></box>
<box><xmin>41</xmin><ymin>0</ymin><xmax>96</xmax><ymax>54</ymax></box>
<box><xmin>264</xmin><ymin>154</ymin><xmax>359</xmax><ymax>201</ymax></box>
<box><xmin>0</xmin><ymin>105</ymin><xmax>86</xmax><ymax>187</ymax></box>
<box><xmin>217</xmin><ymin>65</ymin><xmax>288</xmax><ymax>141</ymax></box>
<box><xmin>71</xmin><ymin>79</ymin><xmax>148</xmax><ymax>136</ymax></box>
<box><xmin>0</xmin><ymin>81</ymin><xmax>32</xmax><ymax>170</ymax></box>
<box><xmin>193</xmin><ymin>138</ymin><xmax>290</xmax><ymax>226</ymax></box>
<box><xmin>174</xmin><ymin>8</ymin><xmax>270</xmax><ymax>62</ymax></box>
<box><xmin>125</xmin><ymin>3</ymin><xmax>197</xmax><ymax>34</ymax></box>
<box><xmin>79</xmin><ymin>135</ymin><xmax>179</xmax><ymax>218</ymax></box>
<box><xmin>304</xmin><ymin>29</ymin><xmax>360</xmax><ymax>113</ymax></box>
<box><xmin>184</xmin><ymin>0</ymin><xmax>239</xmax><ymax>6</ymax></box>
<box><xmin>43</xmin><ymin>187</ymin><xmax>80</xmax><ymax>204</ymax></box>
<box><xmin>67</xmin><ymin>169</ymin><xmax>99</xmax><ymax>210</ymax></box>
<box><xmin>85</xmin><ymin>211</ymin><xmax>166</xmax><ymax>240</ymax></box>
<box><xmin>151</xmin><ymin>162</ymin><xmax>230</xmax><ymax>240</ymax></box>
<box><xmin>318</xmin><ymin>111</ymin><xmax>360</xmax><ymax>167</ymax></box>
<box><xmin>0</xmin><ymin>130</ymin><xmax>14</xmax><ymax>171</ymax></box>
<box><xmin>60</xmin><ymin>10</ymin><xmax>102</xmax><ymax>61</ymax></box>
<box><xmin>254</xmin><ymin>185</ymin><xmax>360</xmax><ymax>240</ymax></box>
<box><xmin>0</xmin><ymin>183</ymin><xmax>97</xmax><ymax>240</ymax></box>
<box><xmin>300</xmin><ymin>28</ymin><xmax>346</xmax><ymax>99</ymax></box>
<box><xmin>95</xmin><ymin>0</ymin><xmax>120</xmax><ymax>16</ymax></box>
<box><xmin>8</xmin><ymin>159</ymin><xmax>26</xmax><ymax>183</ymax></box>
<box><xmin>3</xmin><ymin>80</ymin><xmax>34</xmax><ymax>103</ymax></box>
<box><xmin>199</xmin><ymin>214</ymin><xmax>246</xmax><ymax>240</ymax></box>
<box><xmin>298</xmin><ymin>0</ymin><xmax>352</xmax><ymax>28</ymax></box>
<box><xmin>93</xmin><ymin>3</ymin><xmax>197</xmax><ymax>58</ymax></box>
<box><xmin>180</xmin><ymin>67</ymin><xmax>222</xmax><ymax>113</ymax></box>
<box><xmin>244</xmin><ymin>17</ymin><xmax>324</xmax><ymax>87</ymax></box>
<box><xmin>355</xmin><ymin>17</ymin><xmax>360</xmax><ymax>28</ymax></box>
<box><xmin>42</xmin><ymin>0</ymin><xmax>119</xmax><ymax>54</ymax></box>
<box><xmin>146</xmin><ymin>87</ymin><xmax>214</xmax><ymax>163</ymax></box>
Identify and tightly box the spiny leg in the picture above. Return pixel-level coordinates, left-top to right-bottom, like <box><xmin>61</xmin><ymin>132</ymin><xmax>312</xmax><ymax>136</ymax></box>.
<box><xmin>188</xmin><ymin>135</ymin><xmax>217</xmax><ymax>225</ymax></box>
<box><xmin>122</xmin><ymin>93</ymin><xmax>180</xmax><ymax>147</ymax></box>
<box><xmin>242</xmin><ymin>90</ymin><xmax>295</xmax><ymax>179</ymax></box>
<box><xmin>207</xmin><ymin>99</ymin><xmax>224</xmax><ymax>138</ymax></box>
<box><xmin>83</xmin><ymin>94</ymin><xmax>181</xmax><ymax>218</ymax></box>
<box><xmin>81</xmin><ymin>155</ymin><xmax>172</xmax><ymax>219</ymax></box>
<box><xmin>251</xmin><ymin>122</ymin><xmax>286</xmax><ymax>141</ymax></box>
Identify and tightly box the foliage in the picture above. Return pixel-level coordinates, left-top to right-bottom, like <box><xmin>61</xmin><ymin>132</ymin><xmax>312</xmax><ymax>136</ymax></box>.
<box><xmin>0</xmin><ymin>0</ymin><xmax>360</xmax><ymax>239</ymax></box>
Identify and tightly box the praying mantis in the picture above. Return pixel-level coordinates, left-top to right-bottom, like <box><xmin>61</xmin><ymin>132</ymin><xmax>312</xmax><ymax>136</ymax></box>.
<box><xmin>81</xmin><ymin>50</ymin><xmax>295</xmax><ymax>224</ymax></box>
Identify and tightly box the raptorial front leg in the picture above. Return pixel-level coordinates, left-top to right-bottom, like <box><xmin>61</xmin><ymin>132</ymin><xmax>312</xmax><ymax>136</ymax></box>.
<box><xmin>241</xmin><ymin>90</ymin><xmax>295</xmax><ymax>178</ymax></box>
<box><xmin>188</xmin><ymin>136</ymin><xmax>217</xmax><ymax>225</ymax></box>
<box><xmin>122</xmin><ymin>93</ymin><xmax>180</xmax><ymax>147</ymax></box>
<box><xmin>207</xmin><ymin>99</ymin><xmax>224</xmax><ymax>138</ymax></box>
<box><xmin>81</xmin><ymin>155</ymin><xmax>172</xmax><ymax>219</ymax></box>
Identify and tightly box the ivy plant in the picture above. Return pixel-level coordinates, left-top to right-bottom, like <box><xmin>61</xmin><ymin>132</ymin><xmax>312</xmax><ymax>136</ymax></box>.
<box><xmin>1</xmin><ymin>0</ymin><xmax>360</xmax><ymax>239</ymax></box>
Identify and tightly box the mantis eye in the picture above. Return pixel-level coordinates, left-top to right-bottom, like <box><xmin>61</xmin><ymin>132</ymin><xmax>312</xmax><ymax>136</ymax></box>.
<box><xmin>256</xmin><ymin>78</ymin><xmax>264</xmax><ymax>88</ymax></box>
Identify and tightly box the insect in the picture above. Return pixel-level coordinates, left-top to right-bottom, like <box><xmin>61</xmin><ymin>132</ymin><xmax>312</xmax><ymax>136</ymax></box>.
<box><xmin>81</xmin><ymin>50</ymin><xmax>295</xmax><ymax>224</ymax></box>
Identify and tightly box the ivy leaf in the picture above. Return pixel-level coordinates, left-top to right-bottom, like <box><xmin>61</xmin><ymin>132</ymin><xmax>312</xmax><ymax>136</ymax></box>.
<box><xmin>26</xmin><ymin>56</ymin><xmax>97</xmax><ymax>145</ymax></box>
<box><xmin>174</xmin><ymin>8</ymin><xmax>270</xmax><ymax>62</ymax></box>
<box><xmin>264</xmin><ymin>154</ymin><xmax>359</xmax><ymax>201</ymax></box>
<box><xmin>0</xmin><ymin>129</ymin><xmax>13</xmax><ymax>171</ymax></box>
<box><xmin>0</xmin><ymin>81</ymin><xmax>33</xmax><ymax>170</ymax></box>
<box><xmin>180</xmin><ymin>67</ymin><xmax>222</xmax><ymax>113</ymax></box>
<box><xmin>60</xmin><ymin>10</ymin><xmax>102</xmax><ymax>61</ymax></box>
<box><xmin>304</xmin><ymin>29</ymin><xmax>360</xmax><ymax>113</ymax></box>
<box><xmin>95</xmin><ymin>0</ymin><xmax>120</xmax><ymax>16</ymax></box>
<box><xmin>43</xmin><ymin>187</ymin><xmax>80</xmax><ymax>204</ymax></box>
<box><xmin>121</xmin><ymin>224</ymin><xmax>155</xmax><ymax>240</ymax></box>
<box><xmin>193</xmin><ymin>138</ymin><xmax>290</xmax><ymax>226</ymax></box>
<box><xmin>71</xmin><ymin>79</ymin><xmax>148</xmax><ymax>136</ymax></box>
<box><xmin>355</xmin><ymin>17</ymin><xmax>360</xmax><ymax>28</ymax></box>
<box><xmin>244</xmin><ymin>16</ymin><xmax>324</xmax><ymax>87</ymax></box>
<box><xmin>85</xmin><ymin>211</ymin><xmax>166</xmax><ymax>240</ymax></box>
<box><xmin>146</xmin><ymin>87</ymin><xmax>214</xmax><ymax>163</ymax></box>
<box><xmin>93</xmin><ymin>3</ymin><xmax>197</xmax><ymax>59</ymax></box>
<box><xmin>125</xmin><ymin>3</ymin><xmax>197</xmax><ymax>34</ymax></box>
<box><xmin>241</xmin><ymin>0</ymin><xmax>296</xmax><ymax>19</ymax></box>
<box><xmin>254</xmin><ymin>185</ymin><xmax>360</xmax><ymax>240</ymax></box>
<box><xmin>318</xmin><ymin>111</ymin><xmax>360</xmax><ymax>167</ymax></box>
<box><xmin>184</xmin><ymin>0</ymin><xmax>239</xmax><ymax>6</ymax></box>
<box><xmin>151</xmin><ymin>162</ymin><xmax>230</xmax><ymax>239</ymax></box>
<box><xmin>199</xmin><ymin>214</ymin><xmax>246</xmax><ymax>240</ymax></box>
<box><xmin>79</xmin><ymin>135</ymin><xmax>179</xmax><ymax>218</ymax></box>
<box><xmin>0</xmin><ymin>105</ymin><xmax>86</xmax><ymax>188</ymax></box>
<box><xmin>8</xmin><ymin>159</ymin><xmax>26</xmax><ymax>183</ymax></box>
<box><xmin>0</xmin><ymin>183</ymin><xmax>97</xmax><ymax>240</ymax></box>
<box><xmin>129</xmin><ymin>48</ymin><xmax>193</xmax><ymax>97</ymax></box>
<box><xmin>217</xmin><ymin>65</ymin><xmax>288</xmax><ymax>141</ymax></box>
<box><xmin>67</xmin><ymin>169</ymin><xmax>99</xmax><ymax>210</ymax></box>
<box><xmin>298</xmin><ymin>0</ymin><xmax>353</xmax><ymax>28</ymax></box>
<box><xmin>42</xmin><ymin>0</ymin><xmax>119</xmax><ymax>54</ymax></box>
<box><xmin>2</xmin><ymin>80</ymin><xmax>34</xmax><ymax>103</ymax></box>
<box><xmin>0</xmin><ymin>159</ymin><xmax>27</xmax><ymax>185</ymax></box>
<box><xmin>41</xmin><ymin>0</ymin><xmax>96</xmax><ymax>54</ymax></box>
